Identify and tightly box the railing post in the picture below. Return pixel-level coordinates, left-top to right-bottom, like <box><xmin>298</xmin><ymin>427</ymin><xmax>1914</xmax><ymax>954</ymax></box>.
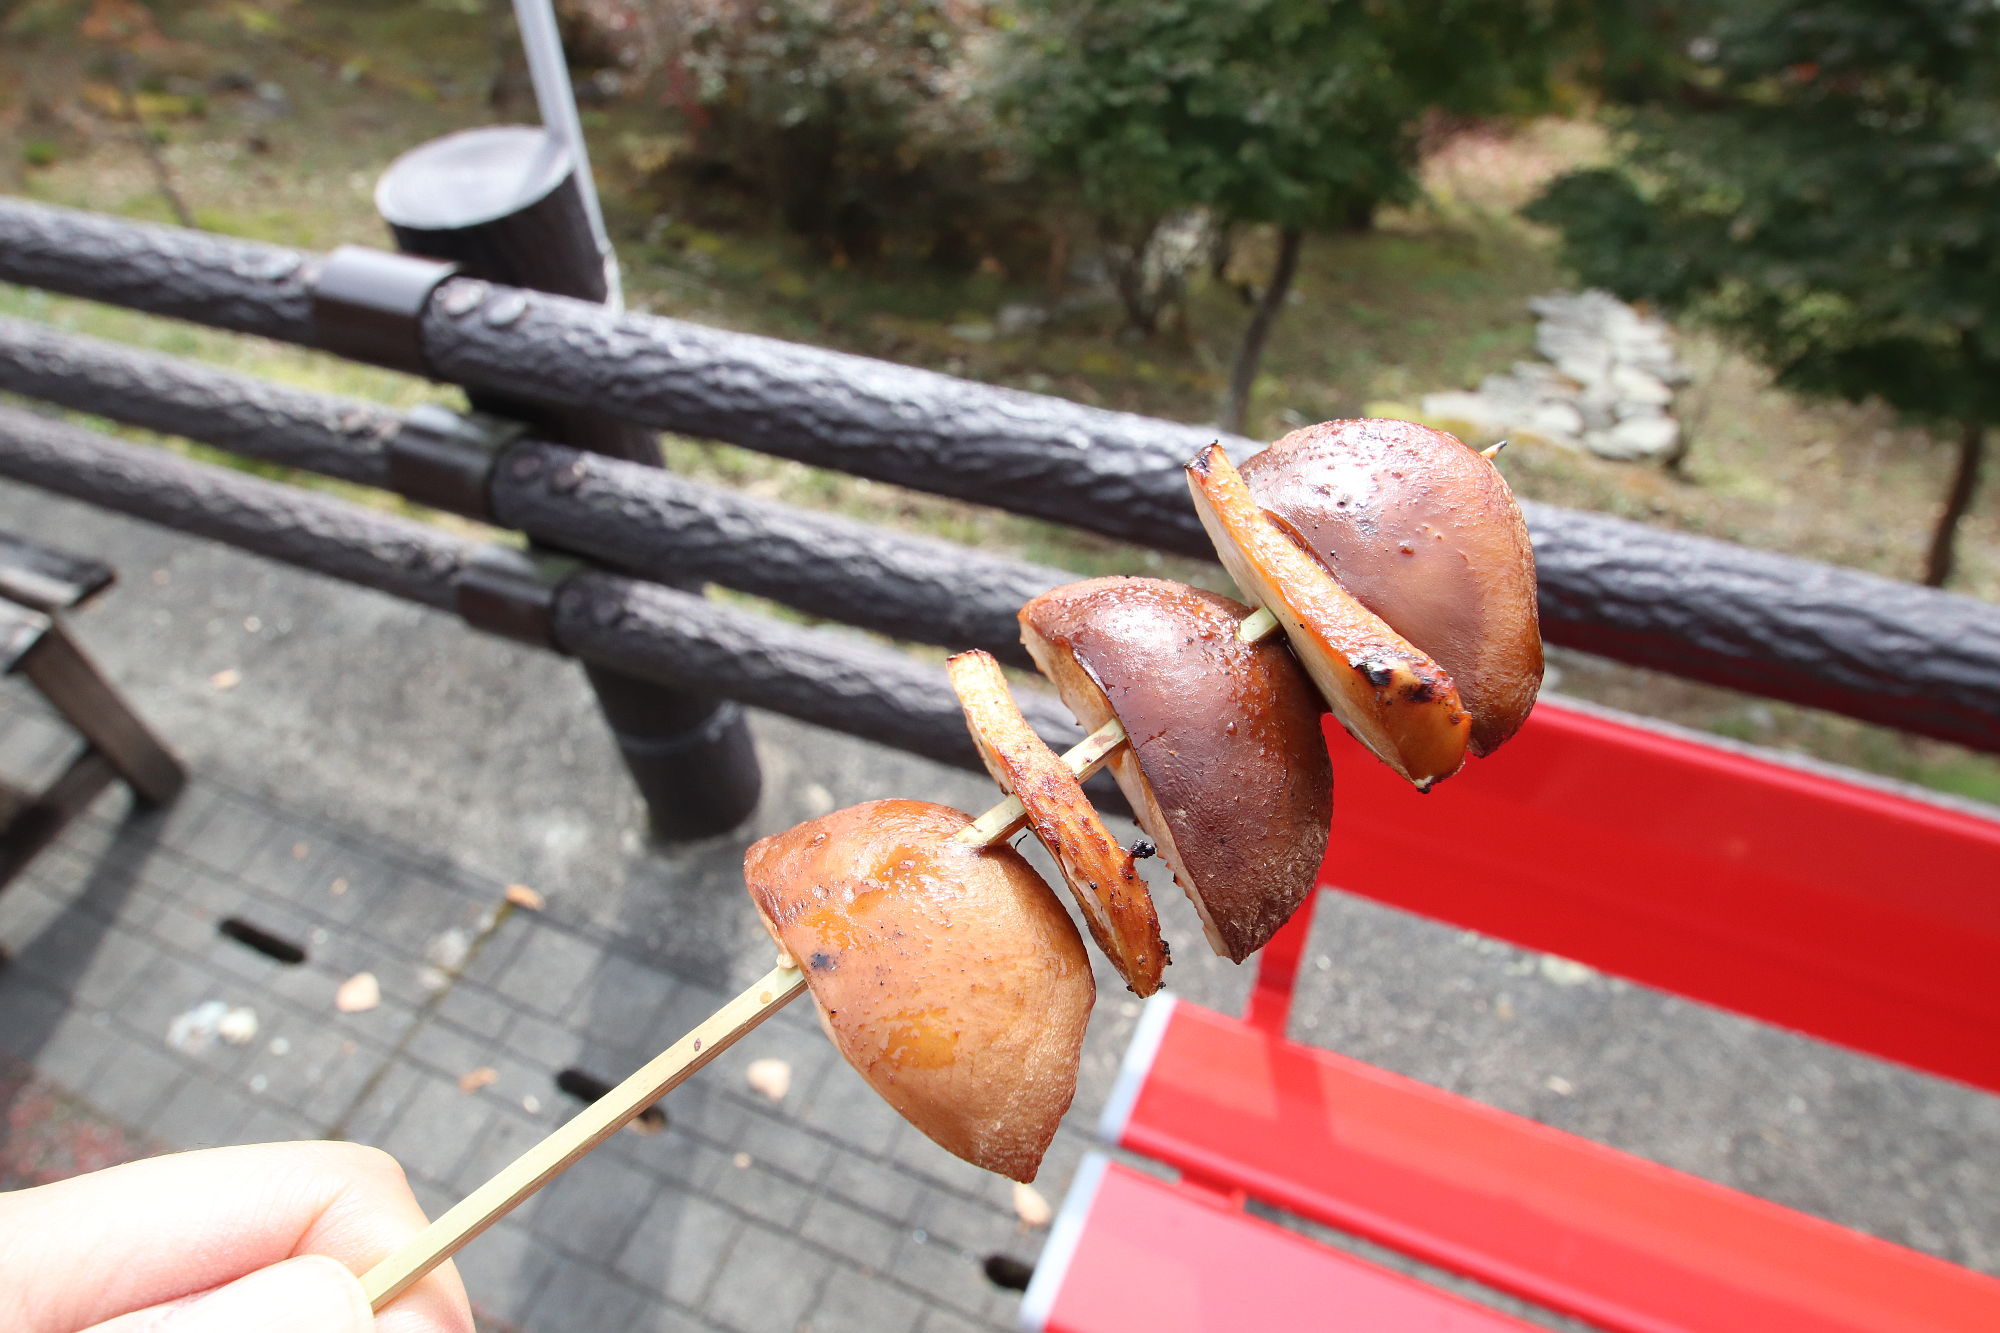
<box><xmin>375</xmin><ymin>124</ymin><xmax>761</xmax><ymax>840</ymax></box>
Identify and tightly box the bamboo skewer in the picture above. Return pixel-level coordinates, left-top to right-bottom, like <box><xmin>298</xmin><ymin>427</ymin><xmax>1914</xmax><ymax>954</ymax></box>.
<box><xmin>953</xmin><ymin>716</ymin><xmax>1128</xmax><ymax>845</ymax></box>
<box><xmin>363</xmin><ymin>716</ymin><xmax>1135</xmax><ymax>1312</ymax></box>
<box><xmin>362</xmin><ymin>962</ymin><xmax>806</xmax><ymax>1310</ymax></box>
<box><xmin>1236</xmin><ymin>606</ymin><xmax>1281</xmax><ymax>643</ymax></box>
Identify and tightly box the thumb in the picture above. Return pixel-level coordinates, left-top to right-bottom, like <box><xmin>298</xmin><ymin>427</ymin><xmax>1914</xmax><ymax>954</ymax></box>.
<box><xmin>157</xmin><ymin>1255</ymin><xmax>374</xmax><ymax>1333</ymax></box>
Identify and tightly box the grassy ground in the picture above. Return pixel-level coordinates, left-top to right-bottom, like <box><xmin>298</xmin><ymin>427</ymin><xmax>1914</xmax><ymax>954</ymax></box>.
<box><xmin>3</xmin><ymin>1</ymin><xmax>1997</xmax><ymax>801</ymax></box>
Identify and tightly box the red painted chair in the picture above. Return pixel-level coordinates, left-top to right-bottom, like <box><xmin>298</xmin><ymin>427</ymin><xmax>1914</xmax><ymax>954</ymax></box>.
<box><xmin>1024</xmin><ymin>699</ymin><xmax>2000</xmax><ymax>1332</ymax></box>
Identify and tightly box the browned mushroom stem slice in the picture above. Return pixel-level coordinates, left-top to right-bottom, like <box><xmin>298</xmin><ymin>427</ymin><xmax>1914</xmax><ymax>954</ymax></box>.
<box><xmin>1020</xmin><ymin>577</ymin><xmax>1332</xmax><ymax>962</ymax></box>
<box><xmin>1187</xmin><ymin>442</ymin><xmax>1470</xmax><ymax>790</ymax></box>
<box><xmin>743</xmin><ymin>799</ymin><xmax>1093</xmax><ymax>1182</ymax></box>
<box><xmin>947</xmin><ymin>649</ymin><xmax>1167</xmax><ymax>995</ymax></box>
<box><xmin>1240</xmin><ymin>418</ymin><xmax>1542</xmax><ymax>756</ymax></box>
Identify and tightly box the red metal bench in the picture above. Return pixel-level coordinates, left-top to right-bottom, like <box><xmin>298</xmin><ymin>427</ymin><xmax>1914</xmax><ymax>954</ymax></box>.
<box><xmin>1024</xmin><ymin>698</ymin><xmax>2000</xmax><ymax>1332</ymax></box>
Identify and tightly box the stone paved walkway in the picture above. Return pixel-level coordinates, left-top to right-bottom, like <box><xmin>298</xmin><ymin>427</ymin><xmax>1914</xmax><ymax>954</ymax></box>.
<box><xmin>0</xmin><ymin>682</ymin><xmax>1102</xmax><ymax>1332</ymax></box>
<box><xmin>0</xmin><ymin>480</ymin><xmax>1994</xmax><ymax>1333</ymax></box>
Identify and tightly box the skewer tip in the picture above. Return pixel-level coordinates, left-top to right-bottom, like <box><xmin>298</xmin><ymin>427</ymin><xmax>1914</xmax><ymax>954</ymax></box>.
<box><xmin>1236</xmin><ymin>606</ymin><xmax>1281</xmax><ymax>643</ymax></box>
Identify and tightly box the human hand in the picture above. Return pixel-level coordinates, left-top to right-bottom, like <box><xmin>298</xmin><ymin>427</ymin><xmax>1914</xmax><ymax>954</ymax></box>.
<box><xmin>0</xmin><ymin>1140</ymin><xmax>474</xmax><ymax>1333</ymax></box>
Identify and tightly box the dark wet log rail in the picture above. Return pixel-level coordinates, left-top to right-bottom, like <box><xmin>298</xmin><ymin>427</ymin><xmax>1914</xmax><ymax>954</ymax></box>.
<box><xmin>4</xmin><ymin>197</ymin><xmax>2000</xmax><ymax>754</ymax></box>
<box><xmin>0</xmin><ymin>316</ymin><xmax>1066</xmax><ymax>669</ymax></box>
<box><xmin>0</xmin><ymin>404</ymin><xmax>1093</xmax><ymax>782</ymax></box>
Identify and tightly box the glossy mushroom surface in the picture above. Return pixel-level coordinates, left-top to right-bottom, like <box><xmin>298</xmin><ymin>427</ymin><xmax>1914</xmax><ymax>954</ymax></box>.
<box><xmin>1021</xmin><ymin>576</ymin><xmax>1332</xmax><ymax>962</ymax></box>
<box><xmin>743</xmin><ymin>799</ymin><xmax>1092</xmax><ymax>1181</ymax></box>
<box><xmin>1241</xmin><ymin>418</ymin><xmax>1542</xmax><ymax>755</ymax></box>
<box><xmin>1188</xmin><ymin>443</ymin><xmax>1470</xmax><ymax>789</ymax></box>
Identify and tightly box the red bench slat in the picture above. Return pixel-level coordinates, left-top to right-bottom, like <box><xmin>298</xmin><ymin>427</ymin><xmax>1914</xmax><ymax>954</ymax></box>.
<box><xmin>1023</xmin><ymin>1155</ymin><xmax>1541</xmax><ymax>1333</ymax></box>
<box><xmin>1307</xmin><ymin>699</ymin><xmax>2000</xmax><ymax>1092</ymax></box>
<box><xmin>1105</xmin><ymin>997</ymin><xmax>2000</xmax><ymax>1333</ymax></box>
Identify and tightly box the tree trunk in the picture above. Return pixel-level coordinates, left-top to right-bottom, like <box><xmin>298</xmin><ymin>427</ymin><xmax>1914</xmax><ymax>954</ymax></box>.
<box><xmin>1207</xmin><ymin>219</ymin><xmax>1239</xmax><ymax>289</ymax></box>
<box><xmin>1044</xmin><ymin>226</ymin><xmax>1070</xmax><ymax>310</ymax></box>
<box><xmin>1923</xmin><ymin>420</ymin><xmax>1986</xmax><ymax>587</ymax></box>
<box><xmin>487</xmin><ymin>0</ymin><xmax>527</xmax><ymax>111</ymax></box>
<box><xmin>1102</xmin><ymin>216</ymin><xmax>1164</xmax><ymax>337</ymax></box>
<box><xmin>115</xmin><ymin>58</ymin><xmax>193</xmax><ymax>228</ymax></box>
<box><xmin>1219</xmin><ymin>226</ymin><xmax>1303</xmax><ymax>436</ymax></box>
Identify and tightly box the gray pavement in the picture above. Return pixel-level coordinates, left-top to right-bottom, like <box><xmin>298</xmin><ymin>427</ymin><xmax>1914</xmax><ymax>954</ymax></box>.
<box><xmin>0</xmin><ymin>479</ymin><xmax>1994</xmax><ymax>1332</ymax></box>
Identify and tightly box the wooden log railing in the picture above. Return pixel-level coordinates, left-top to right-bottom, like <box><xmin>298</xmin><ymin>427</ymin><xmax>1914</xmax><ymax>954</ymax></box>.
<box><xmin>0</xmin><ymin>402</ymin><xmax>1086</xmax><ymax>782</ymax></box>
<box><xmin>2</xmin><ymin>196</ymin><xmax>2000</xmax><ymax>762</ymax></box>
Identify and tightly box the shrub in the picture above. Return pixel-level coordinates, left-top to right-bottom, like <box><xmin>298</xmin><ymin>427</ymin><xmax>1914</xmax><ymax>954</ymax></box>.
<box><xmin>660</xmin><ymin>0</ymin><xmax>1023</xmax><ymax>266</ymax></box>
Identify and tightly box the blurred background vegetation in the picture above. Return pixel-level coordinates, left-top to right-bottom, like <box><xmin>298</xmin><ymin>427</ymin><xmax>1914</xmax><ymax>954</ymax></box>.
<box><xmin>2</xmin><ymin>0</ymin><xmax>1998</xmax><ymax>801</ymax></box>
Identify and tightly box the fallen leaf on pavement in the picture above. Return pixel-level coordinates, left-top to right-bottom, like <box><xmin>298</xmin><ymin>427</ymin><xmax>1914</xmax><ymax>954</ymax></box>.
<box><xmin>746</xmin><ymin>1057</ymin><xmax>792</xmax><ymax>1103</ymax></box>
<box><xmin>1013</xmin><ymin>1182</ymin><xmax>1052</xmax><ymax>1229</ymax></box>
<box><xmin>165</xmin><ymin>1000</ymin><xmax>230</xmax><ymax>1055</ymax></box>
<box><xmin>335</xmin><ymin>972</ymin><xmax>380</xmax><ymax>1013</ymax></box>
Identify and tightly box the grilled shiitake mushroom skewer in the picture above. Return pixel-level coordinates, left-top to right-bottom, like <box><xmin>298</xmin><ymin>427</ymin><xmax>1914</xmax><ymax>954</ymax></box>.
<box><xmin>362</xmin><ymin>419</ymin><xmax>1542</xmax><ymax>1312</ymax></box>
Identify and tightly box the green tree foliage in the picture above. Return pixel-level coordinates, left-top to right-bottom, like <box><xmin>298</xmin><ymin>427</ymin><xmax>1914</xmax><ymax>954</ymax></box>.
<box><xmin>1000</xmin><ymin>0</ymin><xmax>1580</xmax><ymax>431</ymax></box>
<box><xmin>1529</xmin><ymin>0</ymin><xmax>2000</xmax><ymax>586</ymax></box>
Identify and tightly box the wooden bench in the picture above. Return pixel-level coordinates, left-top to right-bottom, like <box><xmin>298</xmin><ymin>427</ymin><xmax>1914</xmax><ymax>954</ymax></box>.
<box><xmin>1024</xmin><ymin>698</ymin><xmax>2000</xmax><ymax>1332</ymax></box>
<box><xmin>0</xmin><ymin>531</ymin><xmax>183</xmax><ymax>892</ymax></box>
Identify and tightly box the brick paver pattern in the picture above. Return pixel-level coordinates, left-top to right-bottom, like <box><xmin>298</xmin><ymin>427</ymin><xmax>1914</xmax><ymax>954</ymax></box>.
<box><xmin>0</xmin><ymin>689</ymin><xmax>1048</xmax><ymax>1333</ymax></box>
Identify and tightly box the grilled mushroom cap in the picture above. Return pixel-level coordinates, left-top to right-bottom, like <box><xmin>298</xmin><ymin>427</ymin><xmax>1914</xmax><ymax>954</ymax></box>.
<box><xmin>1188</xmin><ymin>442</ymin><xmax>1470</xmax><ymax>790</ymax></box>
<box><xmin>1240</xmin><ymin>418</ymin><xmax>1542</xmax><ymax>756</ymax></box>
<box><xmin>1020</xmin><ymin>577</ymin><xmax>1332</xmax><ymax>963</ymax></box>
<box><xmin>743</xmin><ymin>799</ymin><xmax>1092</xmax><ymax>1182</ymax></box>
